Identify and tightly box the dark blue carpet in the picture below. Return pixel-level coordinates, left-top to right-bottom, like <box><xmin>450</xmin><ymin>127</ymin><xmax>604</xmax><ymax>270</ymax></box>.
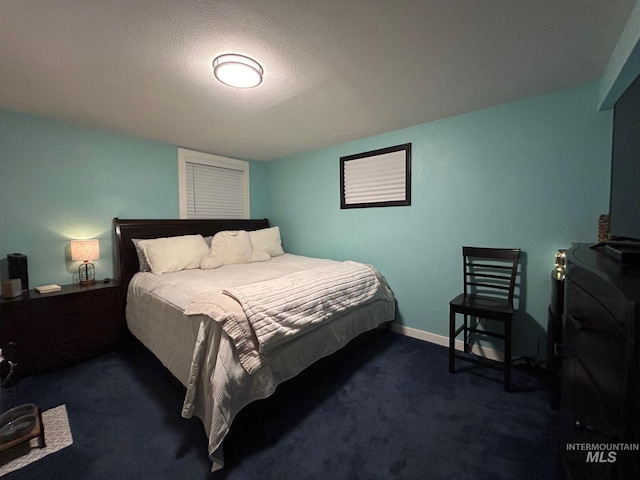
<box><xmin>1</xmin><ymin>330</ymin><xmax>557</xmax><ymax>479</ymax></box>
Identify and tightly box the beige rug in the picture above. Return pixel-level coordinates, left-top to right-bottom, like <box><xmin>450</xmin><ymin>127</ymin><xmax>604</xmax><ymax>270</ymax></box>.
<box><xmin>0</xmin><ymin>405</ymin><xmax>73</xmax><ymax>477</ymax></box>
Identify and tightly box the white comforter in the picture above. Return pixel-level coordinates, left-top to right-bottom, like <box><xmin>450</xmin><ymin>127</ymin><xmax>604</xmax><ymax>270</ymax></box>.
<box><xmin>225</xmin><ymin>261</ymin><xmax>382</xmax><ymax>354</ymax></box>
<box><xmin>126</xmin><ymin>254</ymin><xmax>395</xmax><ymax>471</ymax></box>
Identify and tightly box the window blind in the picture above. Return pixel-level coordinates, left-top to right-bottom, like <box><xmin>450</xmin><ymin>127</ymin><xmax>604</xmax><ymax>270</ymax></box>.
<box><xmin>343</xmin><ymin>150</ymin><xmax>408</xmax><ymax>206</ymax></box>
<box><xmin>185</xmin><ymin>162</ymin><xmax>245</xmax><ymax>219</ymax></box>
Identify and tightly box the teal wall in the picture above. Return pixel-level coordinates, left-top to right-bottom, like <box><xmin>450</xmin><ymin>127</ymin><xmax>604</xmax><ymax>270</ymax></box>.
<box><xmin>262</xmin><ymin>82</ymin><xmax>613</xmax><ymax>358</ymax></box>
<box><xmin>248</xmin><ymin>160</ymin><xmax>271</xmax><ymax>219</ymax></box>
<box><xmin>0</xmin><ymin>110</ymin><xmax>179</xmax><ymax>286</ymax></box>
<box><xmin>0</xmin><ymin>82</ymin><xmax>615</xmax><ymax>360</ymax></box>
<box><xmin>0</xmin><ymin>110</ymin><xmax>272</xmax><ymax>288</ymax></box>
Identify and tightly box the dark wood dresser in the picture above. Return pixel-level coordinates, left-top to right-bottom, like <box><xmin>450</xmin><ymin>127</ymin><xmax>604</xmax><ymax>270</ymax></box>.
<box><xmin>0</xmin><ymin>281</ymin><xmax>125</xmax><ymax>376</ymax></box>
<box><xmin>558</xmin><ymin>243</ymin><xmax>640</xmax><ymax>479</ymax></box>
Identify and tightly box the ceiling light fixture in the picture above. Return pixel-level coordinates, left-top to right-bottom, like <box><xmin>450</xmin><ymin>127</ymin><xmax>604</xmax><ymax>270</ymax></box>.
<box><xmin>212</xmin><ymin>54</ymin><xmax>263</xmax><ymax>89</ymax></box>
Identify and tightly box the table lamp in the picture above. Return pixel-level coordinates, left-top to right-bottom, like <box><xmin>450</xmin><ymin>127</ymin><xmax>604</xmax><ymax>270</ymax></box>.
<box><xmin>70</xmin><ymin>239</ymin><xmax>100</xmax><ymax>285</ymax></box>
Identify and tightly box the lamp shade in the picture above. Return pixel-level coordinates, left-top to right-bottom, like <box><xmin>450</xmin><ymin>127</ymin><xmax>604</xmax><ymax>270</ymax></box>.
<box><xmin>70</xmin><ymin>239</ymin><xmax>100</xmax><ymax>262</ymax></box>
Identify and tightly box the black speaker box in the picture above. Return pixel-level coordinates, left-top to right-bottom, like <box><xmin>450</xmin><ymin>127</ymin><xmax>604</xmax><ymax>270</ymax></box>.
<box><xmin>7</xmin><ymin>253</ymin><xmax>29</xmax><ymax>291</ymax></box>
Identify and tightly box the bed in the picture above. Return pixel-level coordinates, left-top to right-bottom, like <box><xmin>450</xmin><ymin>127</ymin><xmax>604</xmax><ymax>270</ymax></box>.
<box><xmin>113</xmin><ymin>218</ymin><xmax>395</xmax><ymax>471</ymax></box>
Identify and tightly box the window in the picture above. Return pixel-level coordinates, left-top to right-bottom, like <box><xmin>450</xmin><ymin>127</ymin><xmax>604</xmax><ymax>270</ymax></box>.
<box><xmin>340</xmin><ymin>143</ymin><xmax>411</xmax><ymax>209</ymax></box>
<box><xmin>178</xmin><ymin>148</ymin><xmax>250</xmax><ymax>219</ymax></box>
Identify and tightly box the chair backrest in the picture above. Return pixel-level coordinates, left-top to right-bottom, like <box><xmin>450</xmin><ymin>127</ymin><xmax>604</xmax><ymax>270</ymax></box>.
<box><xmin>462</xmin><ymin>247</ymin><xmax>521</xmax><ymax>306</ymax></box>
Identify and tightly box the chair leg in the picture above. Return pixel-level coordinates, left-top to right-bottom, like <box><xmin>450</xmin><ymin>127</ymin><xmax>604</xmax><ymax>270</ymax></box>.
<box><xmin>504</xmin><ymin>318</ymin><xmax>512</xmax><ymax>392</ymax></box>
<box><xmin>449</xmin><ymin>308</ymin><xmax>456</xmax><ymax>373</ymax></box>
<box><xmin>463</xmin><ymin>315</ymin><xmax>469</xmax><ymax>353</ymax></box>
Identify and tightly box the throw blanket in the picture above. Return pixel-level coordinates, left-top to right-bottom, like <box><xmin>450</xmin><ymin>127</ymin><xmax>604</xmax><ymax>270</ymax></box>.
<box><xmin>184</xmin><ymin>261</ymin><xmax>383</xmax><ymax>373</ymax></box>
<box><xmin>184</xmin><ymin>292</ymin><xmax>266</xmax><ymax>373</ymax></box>
<box><xmin>223</xmin><ymin>261</ymin><xmax>381</xmax><ymax>355</ymax></box>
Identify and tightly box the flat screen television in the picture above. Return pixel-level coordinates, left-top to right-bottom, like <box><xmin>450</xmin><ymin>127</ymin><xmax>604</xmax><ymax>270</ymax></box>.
<box><xmin>609</xmin><ymin>73</ymin><xmax>640</xmax><ymax>243</ymax></box>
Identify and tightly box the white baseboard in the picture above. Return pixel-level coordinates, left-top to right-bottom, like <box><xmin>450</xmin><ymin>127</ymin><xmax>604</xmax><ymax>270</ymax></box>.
<box><xmin>389</xmin><ymin>323</ymin><xmax>505</xmax><ymax>363</ymax></box>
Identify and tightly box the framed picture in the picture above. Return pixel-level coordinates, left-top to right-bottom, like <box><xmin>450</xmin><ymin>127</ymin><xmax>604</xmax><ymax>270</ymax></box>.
<box><xmin>340</xmin><ymin>143</ymin><xmax>411</xmax><ymax>209</ymax></box>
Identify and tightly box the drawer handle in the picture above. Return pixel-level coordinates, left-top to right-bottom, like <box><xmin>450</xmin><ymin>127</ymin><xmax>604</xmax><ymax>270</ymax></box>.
<box><xmin>574</xmin><ymin>419</ymin><xmax>599</xmax><ymax>434</ymax></box>
<box><xmin>553</xmin><ymin>343</ymin><xmax>568</xmax><ymax>357</ymax></box>
<box><xmin>59</xmin><ymin>336</ymin><xmax>83</xmax><ymax>345</ymax></box>
<box><xmin>567</xmin><ymin>314</ymin><xmax>594</xmax><ymax>331</ymax></box>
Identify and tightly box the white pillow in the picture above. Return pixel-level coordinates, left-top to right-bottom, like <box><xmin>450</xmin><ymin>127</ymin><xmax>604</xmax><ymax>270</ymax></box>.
<box><xmin>131</xmin><ymin>239</ymin><xmax>151</xmax><ymax>272</ymax></box>
<box><xmin>138</xmin><ymin>234</ymin><xmax>209</xmax><ymax>274</ymax></box>
<box><xmin>251</xmin><ymin>249</ymin><xmax>271</xmax><ymax>262</ymax></box>
<box><xmin>210</xmin><ymin>230</ymin><xmax>253</xmax><ymax>265</ymax></box>
<box><xmin>200</xmin><ymin>253</ymin><xmax>224</xmax><ymax>270</ymax></box>
<box><xmin>249</xmin><ymin>226</ymin><xmax>285</xmax><ymax>257</ymax></box>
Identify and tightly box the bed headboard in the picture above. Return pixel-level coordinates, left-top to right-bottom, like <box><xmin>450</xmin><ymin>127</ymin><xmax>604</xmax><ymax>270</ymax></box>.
<box><xmin>113</xmin><ymin>218</ymin><xmax>270</xmax><ymax>291</ymax></box>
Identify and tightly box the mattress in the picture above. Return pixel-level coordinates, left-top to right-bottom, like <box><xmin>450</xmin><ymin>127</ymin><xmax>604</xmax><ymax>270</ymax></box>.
<box><xmin>125</xmin><ymin>253</ymin><xmax>395</xmax><ymax>471</ymax></box>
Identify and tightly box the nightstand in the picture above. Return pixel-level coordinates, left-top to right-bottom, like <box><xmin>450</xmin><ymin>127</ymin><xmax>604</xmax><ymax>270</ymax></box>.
<box><xmin>0</xmin><ymin>281</ymin><xmax>125</xmax><ymax>376</ymax></box>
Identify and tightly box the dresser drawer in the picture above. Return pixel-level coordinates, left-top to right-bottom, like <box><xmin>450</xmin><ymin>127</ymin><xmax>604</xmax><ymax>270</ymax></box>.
<box><xmin>565</xmin><ymin>279</ymin><xmax>627</xmax><ymax>367</ymax></box>
<box><xmin>559</xmin><ymin>245</ymin><xmax>640</xmax><ymax>480</ymax></box>
<box><xmin>561</xmin><ymin>350</ymin><xmax>624</xmax><ymax>438</ymax></box>
<box><xmin>565</xmin><ymin>260</ymin><xmax>634</xmax><ymax>330</ymax></box>
<box><xmin>0</xmin><ymin>282</ymin><xmax>124</xmax><ymax>374</ymax></box>
<box><xmin>564</xmin><ymin>282</ymin><xmax>629</xmax><ymax>434</ymax></box>
<box><xmin>557</xmin><ymin>411</ymin><xmax>617</xmax><ymax>480</ymax></box>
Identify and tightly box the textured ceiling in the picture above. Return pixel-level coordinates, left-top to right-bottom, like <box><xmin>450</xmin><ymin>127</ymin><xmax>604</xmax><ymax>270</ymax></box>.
<box><xmin>0</xmin><ymin>1</ymin><xmax>635</xmax><ymax>161</ymax></box>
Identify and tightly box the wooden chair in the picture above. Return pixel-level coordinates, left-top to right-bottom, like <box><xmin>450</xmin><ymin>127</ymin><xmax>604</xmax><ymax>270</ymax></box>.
<box><xmin>448</xmin><ymin>247</ymin><xmax>520</xmax><ymax>391</ymax></box>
